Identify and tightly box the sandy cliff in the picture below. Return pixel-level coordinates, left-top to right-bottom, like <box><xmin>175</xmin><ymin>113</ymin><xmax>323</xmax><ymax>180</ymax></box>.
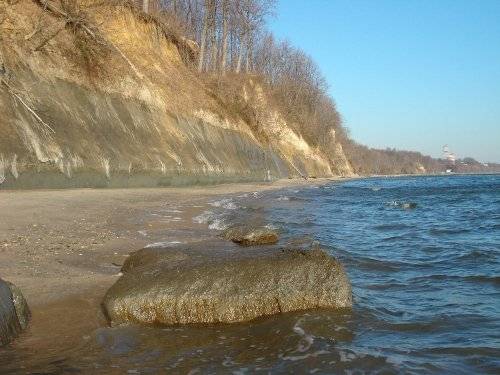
<box><xmin>0</xmin><ymin>1</ymin><xmax>353</xmax><ymax>189</ymax></box>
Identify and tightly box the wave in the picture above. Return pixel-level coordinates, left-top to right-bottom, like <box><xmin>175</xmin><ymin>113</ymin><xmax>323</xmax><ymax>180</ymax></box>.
<box><xmin>292</xmin><ymin>319</ymin><xmax>314</xmax><ymax>353</ymax></box>
<box><xmin>276</xmin><ymin>195</ymin><xmax>308</xmax><ymax>202</ymax></box>
<box><xmin>145</xmin><ymin>241</ymin><xmax>183</xmax><ymax>248</ymax></box>
<box><xmin>418</xmin><ymin>346</ymin><xmax>500</xmax><ymax>357</ymax></box>
<box><xmin>458</xmin><ymin>275</ymin><xmax>500</xmax><ymax>285</ymax></box>
<box><xmin>208</xmin><ymin>198</ymin><xmax>237</xmax><ymax>210</ymax></box>
<box><xmin>410</xmin><ymin>274</ymin><xmax>500</xmax><ymax>285</ymax></box>
<box><xmin>429</xmin><ymin>227</ymin><xmax>472</xmax><ymax>235</ymax></box>
<box><xmin>193</xmin><ymin>210</ymin><xmax>214</xmax><ymax>224</ymax></box>
<box><xmin>208</xmin><ymin>218</ymin><xmax>229</xmax><ymax>230</ymax></box>
<box><xmin>193</xmin><ymin>210</ymin><xmax>229</xmax><ymax>231</ymax></box>
<box><xmin>350</xmin><ymin>257</ymin><xmax>401</xmax><ymax>272</ymax></box>
<box><xmin>456</xmin><ymin>249</ymin><xmax>498</xmax><ymax>261</ymax></box>
<box><xmin>277</xmin><ymin>195</ymin><xmax>290</xmax><ymax>201</ymax></box>
<box><xmin>372</xmin><ymin>222</ymin><xmax>412</xmax><ymax>231</ymax></box>
<box><xmin>162</xmin><ymin>209</ymin><xmax>183</xmax><ymax>213</ymax></box>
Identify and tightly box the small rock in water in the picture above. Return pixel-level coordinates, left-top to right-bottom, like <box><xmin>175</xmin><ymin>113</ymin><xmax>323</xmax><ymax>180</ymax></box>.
<box><xmin>223</xmin><ymin>226</ymin><xmax>279</xmax><ymax>246</ymax></box>
<box><xmin>402</xmin><ymin>202</ymin><xmax>417</xmax><ymax>209</ymax></box>
<box><xmin>386</xmin><ymin>201</ymin><xmax>418</xmax><ymax>210</ymax></box>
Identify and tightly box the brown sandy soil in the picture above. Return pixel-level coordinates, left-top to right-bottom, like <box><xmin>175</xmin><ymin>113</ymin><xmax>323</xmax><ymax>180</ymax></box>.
<box><xmin>0</xmin><ymin>178</ymin><xmax>345</xmax><ymax>343</ymax></box>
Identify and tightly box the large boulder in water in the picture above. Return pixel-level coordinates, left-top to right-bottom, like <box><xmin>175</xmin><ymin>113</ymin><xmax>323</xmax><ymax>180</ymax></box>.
<box><xmin>102</xmin><ymin>247</ymin><xmax>352</xmax><ymax>326</ymax></box>
<box><xmin>0</xmin><ymin>278</ymin><xmax>30</xmax><ymax>346</ymax></box>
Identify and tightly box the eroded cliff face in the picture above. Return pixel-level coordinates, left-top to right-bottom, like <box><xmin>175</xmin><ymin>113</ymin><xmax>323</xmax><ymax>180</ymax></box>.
<box><xmin>0</xmin><ymin>1</ymin><xmax>353</xmax><ymax>188</ymax></box>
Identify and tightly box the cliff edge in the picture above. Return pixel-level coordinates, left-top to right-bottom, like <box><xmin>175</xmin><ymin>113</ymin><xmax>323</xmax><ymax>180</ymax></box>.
<box><xmin>0</xmin><ymin>1</ymin><xmax>353</xmax><ymax>189</ymax></box>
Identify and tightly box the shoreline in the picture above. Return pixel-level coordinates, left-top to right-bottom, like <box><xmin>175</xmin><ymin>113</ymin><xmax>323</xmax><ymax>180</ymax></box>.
<box><xmin>2</xmin><ymin>172</ymin><xmax>494</xmax><ymax>309</ymax></box>
<box><xmin>0</xmin><ymin>177</ymin><xmax>343</xmax><ymax>364</ymax></box>
<box><xmin>0</xmin><ymin>178</ymin><xmax>339</xmax><ymax>307</ymax></box>
<box><xmin>2</xmin><ymin>172</ymin><xmax>494</xmax><ymax>307</ymax></box>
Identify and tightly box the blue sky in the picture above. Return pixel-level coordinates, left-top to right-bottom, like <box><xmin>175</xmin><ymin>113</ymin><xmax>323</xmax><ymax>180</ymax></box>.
<box><xmin>269</xmin><ymin>0</ymin><xmax>500</xmax><ymax>162</ymax></box>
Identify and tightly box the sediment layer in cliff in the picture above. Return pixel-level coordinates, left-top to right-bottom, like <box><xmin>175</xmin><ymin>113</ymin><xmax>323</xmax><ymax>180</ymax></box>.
<box><xmin>0</xmin><ymin>1</ymin><xmax>353</xmax><ymax>189</ymax></box>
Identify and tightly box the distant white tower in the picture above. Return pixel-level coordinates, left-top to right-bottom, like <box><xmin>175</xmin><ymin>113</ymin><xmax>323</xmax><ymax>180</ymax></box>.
<box><xmin>443</xmin><ymin>145</ymin><xmax>456</xmax><ymax>173</ymax></box>
<box><xmin>442</xmin><ymin>145</ymin><xmax>456</xmax><ymax>164</ymax></box>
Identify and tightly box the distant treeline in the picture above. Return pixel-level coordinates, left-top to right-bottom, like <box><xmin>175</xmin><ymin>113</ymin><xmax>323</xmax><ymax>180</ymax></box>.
<box><xmin>344</xmin><ymin>143</ymin><xmax>500</xmax><ymax>175</ymax></box>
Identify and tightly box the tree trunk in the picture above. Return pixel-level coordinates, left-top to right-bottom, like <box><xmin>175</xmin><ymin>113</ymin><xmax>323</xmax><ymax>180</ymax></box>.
<box><xmin>198</xmin><ymin>0</ymin><xmax>210</xmax><ymax>72</ymax></box>
<box><xmin>245</xmin><ymin>35</ymin><xmax>253</xmax><ymax>73</ymax></box>
<box><xmin>208</xmin><ymin>0</ymin><xmax>217</xmax><ymax>72</ymax></box>
<box><xmin>220</xmin><ymin>0</ymin><xmax>229</xmax><ymax>73</ymax></box>
<box><xmin>235</xmin><ymin>32</ymin><xmax>247</xmax><ymax>74</ymax></box>
<box><xmin>142</xmin><ymin>0</ymin><xmax>149</xmax><ymax>14</ymax></box>
<box><xmin>210</xmin><ymin>4</ymin><xmax>218</xmax><ymax>71</ymax></box>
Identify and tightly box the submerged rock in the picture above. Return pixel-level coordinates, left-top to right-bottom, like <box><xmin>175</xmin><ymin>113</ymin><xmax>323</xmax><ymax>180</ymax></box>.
<box><xmin>223</xmin><ymin>226</ymin><xmax>279</xmax><ymax>246</ymax></box>
<box><xmin>386</xmin><ymin>201</ymin><xmax>418</xmax><ymax>210</ymax></box>
<box><xmin>402</xmin><ymin>202</ymin><xmax>418</xmax><ymax>209</ymax></box>
<box><xmin>102</xmin><ymin>248</ymin><xmax>351</xmax><ymax>326</ymax></box>
<box><xmin>0</xmin><ymin>278</ymin><xmax>30</xmax><ymax>346</ymax></box>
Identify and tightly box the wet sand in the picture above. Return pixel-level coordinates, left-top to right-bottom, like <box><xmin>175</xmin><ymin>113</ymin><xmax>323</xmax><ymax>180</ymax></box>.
<box><xmin>0</xmin><ymin>178</ymin><xmax>340</xmax><ymax>362</ymax></box>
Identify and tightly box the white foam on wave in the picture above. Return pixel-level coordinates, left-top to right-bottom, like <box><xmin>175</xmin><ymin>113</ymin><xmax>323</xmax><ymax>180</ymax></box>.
<box><xmin>277</xmin><ymin>195</ymin><xmax>290</xmax><ymax>201</ymax></box>
<box><xmin>193</xmin><ymin>210</ymin><xmax>214</xmax><ymax>224</ymax></box>
<box><xmin>208</xmin><ymin>218</ymin><xmax>229</xmax><ymax>230</ymax></box>
<box><xmin>209</xmin><ymin>198</ymin><xmax>237</xmax><ymax>210</ymax></box>
<box><xmin>338</xmin><ymin>350</ymin><xmax>358</xmax><ymax>363</ymax></box>
<box><xmin>163</xmin><ymin>217</ymin><xmax>182</xmax><ymax>222</ymax></box>
<box><xmin>281</xmin><ymin>350</ymin><xmax>330</xmax><ymax>362</ymax></box>
<box><xmin>144</xmin><ymin>241</ymin><xmax>183</xmax><ymax>248</ymax></box>
<box><xmin>293</xmin><ymin>319</ymin><xmax>314</xmax><ymax>353</ymax></box>
<box><xmin>279</xmin><ymin>317</ymin><xmax>328</xmax><ymax>361</ymax></box>
<box><xmin>193</xmin><ymin>210</ymin><xmax>228</xmax><ymax>231</ymax></box>
<box><xmin>265</xmin><ymin>223</ymin><xmax>279</xmax><ymax>230</ymax></box>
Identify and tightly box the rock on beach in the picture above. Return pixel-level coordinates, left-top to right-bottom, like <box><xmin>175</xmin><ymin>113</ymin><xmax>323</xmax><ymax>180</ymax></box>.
<box><xmin>0</xmin><ymin>278</ymin><xmax>30</xmax><ymax>346</ymax></box>
<box><xmin>102</xmin><ymin>247</ymin><xmax>352</xmax><ymax>326</ymax></box>
<box><xmin>223</xmin><ymin>226</ymin><xmax>280</xmax><ymax>246</ymax></box>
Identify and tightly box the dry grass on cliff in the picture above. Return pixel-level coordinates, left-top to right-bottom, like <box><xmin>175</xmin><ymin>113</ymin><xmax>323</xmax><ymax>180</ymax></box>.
<box><xmin>87</xmin><ymin>0</ymin><xmax>197</xmax><ymax>65</ymax></box>
<box><xmin>29</xmin><ymin>0</ymin><xmax>196</xmax><ymax>78</ymax></box>
<box><xmin>26</xmin><ymin>0</ymin><xmax>112</xmax><ymax>77</ymax></box>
